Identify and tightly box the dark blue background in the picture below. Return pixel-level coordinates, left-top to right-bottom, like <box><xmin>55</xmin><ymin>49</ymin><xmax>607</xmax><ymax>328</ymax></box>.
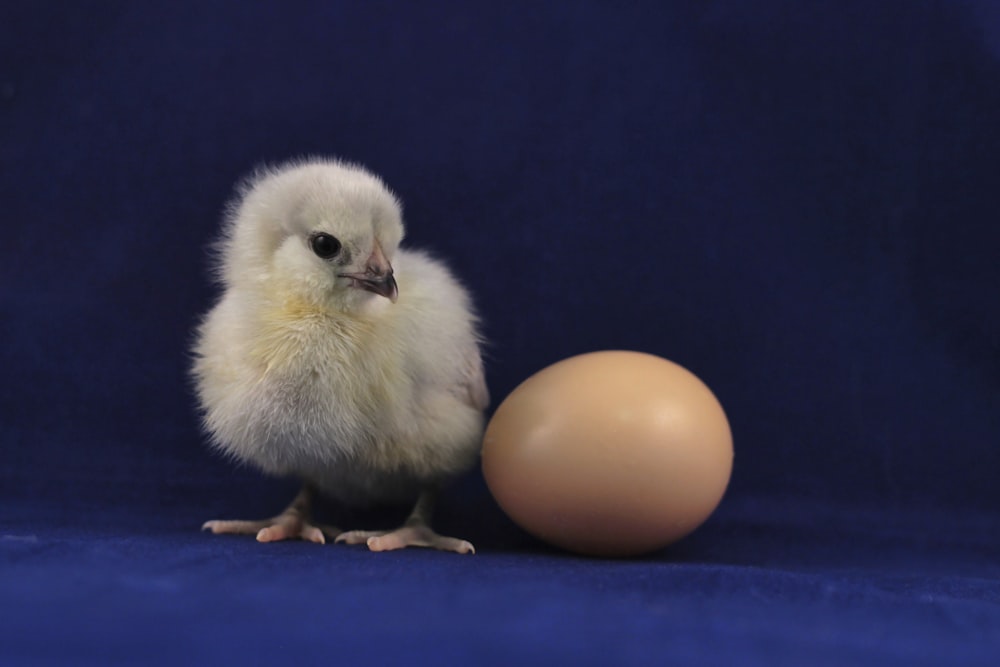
<box><xmin>3</xmin><ymin>1</ymin><xmax>999</xmax><ymax>665</ymax></box>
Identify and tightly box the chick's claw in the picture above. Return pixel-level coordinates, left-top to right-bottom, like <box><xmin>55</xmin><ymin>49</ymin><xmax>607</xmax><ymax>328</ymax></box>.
<box><xmin>335</xmin><ymin>525</ymin><xmax>475</xmax><ymax>554</ymax></box>
<box><xmin>202</xmin><ymin>517</ymin><xmax>340</xmax><ymax>544</ymax></box>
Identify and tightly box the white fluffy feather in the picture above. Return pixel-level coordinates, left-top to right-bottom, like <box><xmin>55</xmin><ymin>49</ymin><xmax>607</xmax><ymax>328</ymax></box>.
<box><xmin>192</xmin><ymin>158</ymin><xmax>487</xmax><ymax>507</ymax></box>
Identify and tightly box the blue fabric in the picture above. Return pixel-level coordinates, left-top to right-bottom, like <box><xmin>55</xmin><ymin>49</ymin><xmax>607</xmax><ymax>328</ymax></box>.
<box><xmin>2</xmin><ymin>1</ymin><xmax>999</xmax><ymax>664</ymax></box>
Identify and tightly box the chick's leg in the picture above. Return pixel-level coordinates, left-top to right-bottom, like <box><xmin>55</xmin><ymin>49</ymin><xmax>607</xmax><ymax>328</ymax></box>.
<box><xmin>335</xmin><ymin>490</ymin><xmax>474</xmax><ymax>554</ymax></box>
<box><xmin>202</xmin><ymin>484</ymin><xmax>340</xmax><ymax>544</ymax></box>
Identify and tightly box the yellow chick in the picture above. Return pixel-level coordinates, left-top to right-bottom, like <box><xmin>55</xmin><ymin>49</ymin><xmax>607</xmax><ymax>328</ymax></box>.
<box><xmin>192</xmin><ymin>158</ymin><xmax>488</xmax><ymax>553</ymax></box>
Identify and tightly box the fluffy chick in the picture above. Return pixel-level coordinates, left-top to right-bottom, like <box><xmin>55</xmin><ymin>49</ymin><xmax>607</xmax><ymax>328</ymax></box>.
<box><xmin>192</xmin><ymin>158</ymin><xmax>488</xmax><ymax>553</ymax></box>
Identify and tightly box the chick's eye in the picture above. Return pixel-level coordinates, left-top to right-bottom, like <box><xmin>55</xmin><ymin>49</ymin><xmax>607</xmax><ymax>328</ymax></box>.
<box><xmin>309</xmin><ymin>232</ymin><xmax>341</xmax><ymax>259</ymax></box>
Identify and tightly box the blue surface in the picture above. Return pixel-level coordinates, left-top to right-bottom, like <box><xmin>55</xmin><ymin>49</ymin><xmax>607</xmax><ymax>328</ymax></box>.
<box><xmin>3</xmin><ymin>1</ymin><xmax>999</xmax><ymax>664</ymax></box>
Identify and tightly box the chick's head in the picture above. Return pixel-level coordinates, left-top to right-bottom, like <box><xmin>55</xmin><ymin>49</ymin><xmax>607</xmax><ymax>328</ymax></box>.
<box><xmin>220</xmin><ymin>158</ymin><xmax>405</xmax><ymax>313</ymax></box>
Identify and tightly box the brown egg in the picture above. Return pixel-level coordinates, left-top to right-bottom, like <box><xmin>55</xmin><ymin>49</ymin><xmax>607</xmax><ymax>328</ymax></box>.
<box><xmin>482</xmin><ymin>350</ymin><xmax>733</xmax><ymax>557</ymax></box>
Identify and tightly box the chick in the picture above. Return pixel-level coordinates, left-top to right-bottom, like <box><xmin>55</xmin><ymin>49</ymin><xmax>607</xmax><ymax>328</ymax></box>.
<box><xmin>192</xmin><ymin>158</ymin><xmax>488</xmax><ymax>554</ymax></box>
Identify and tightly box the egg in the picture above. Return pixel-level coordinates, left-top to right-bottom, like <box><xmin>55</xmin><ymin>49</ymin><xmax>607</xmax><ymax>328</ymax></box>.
<box><xmin>481</xmin><ymin>350</ymin><xmax>733</xmax><ymax>557</ymax></box>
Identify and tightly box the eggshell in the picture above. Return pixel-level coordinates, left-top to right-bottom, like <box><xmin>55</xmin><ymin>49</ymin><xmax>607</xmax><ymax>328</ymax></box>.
<box><xmin>481</xmin><ymin>350</ymin><xmax>733</xmax><ymax>557</ymax></box>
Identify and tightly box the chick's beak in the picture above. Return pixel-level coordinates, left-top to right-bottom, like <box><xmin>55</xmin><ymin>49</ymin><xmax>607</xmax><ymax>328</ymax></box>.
<box><xmin>339</xmin><ymin>242</ymin><xmax>398</xmax><ymax>303</ymax></box>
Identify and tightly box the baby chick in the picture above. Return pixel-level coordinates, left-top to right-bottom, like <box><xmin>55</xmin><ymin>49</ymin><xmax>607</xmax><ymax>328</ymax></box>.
<box><xmin>192</xmin><ymin>158</ymin><xmax>488</xmax><ymax>554</ymax></box>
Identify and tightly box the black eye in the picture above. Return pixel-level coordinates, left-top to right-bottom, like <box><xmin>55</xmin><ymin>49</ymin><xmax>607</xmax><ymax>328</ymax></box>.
<box><xmin>309</xmin><ymin>232</ymin><xmax>341</xmax><ymax>259</ymax></box>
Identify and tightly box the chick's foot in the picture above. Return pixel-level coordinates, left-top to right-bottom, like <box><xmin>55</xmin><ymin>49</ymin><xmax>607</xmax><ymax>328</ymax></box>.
<box><xmin>201</xmin><ymin>485</ymin><xmax>339</xmax><ymax>544</ymax></box>
<box><xmin>335</xmin><ymin>524</ymin><xmax>475</xmax><ymax>554</ymax></box>
<box><xmin>333</xmin><ymin>489</ymin><xmax>474</xmax><ymax>554</ymax></box>
<box><xmin>202</xmin><ymin>517</ymin><xmax>339</xmax><ymax>544</ymax></box>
